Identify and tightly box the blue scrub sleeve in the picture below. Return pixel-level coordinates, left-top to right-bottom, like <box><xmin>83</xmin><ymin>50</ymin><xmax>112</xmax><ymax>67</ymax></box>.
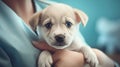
<box><xmin>0</xmin><ymin>47</ymin><xmax>12</xmax><ymax>67</ymax></box>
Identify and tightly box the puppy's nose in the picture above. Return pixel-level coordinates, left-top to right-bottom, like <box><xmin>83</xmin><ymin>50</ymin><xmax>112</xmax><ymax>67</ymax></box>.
<box><xmin>55</xmin><ymin>34</ymin><xmax>65</xmax><ymax>43</ymax></box>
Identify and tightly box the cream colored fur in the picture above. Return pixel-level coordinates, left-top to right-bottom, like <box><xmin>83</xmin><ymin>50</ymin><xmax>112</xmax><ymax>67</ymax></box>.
<box><xmin>30</xmin><ymin>3</ymin><xmax>98</xmax><ymax>67</ymax></box>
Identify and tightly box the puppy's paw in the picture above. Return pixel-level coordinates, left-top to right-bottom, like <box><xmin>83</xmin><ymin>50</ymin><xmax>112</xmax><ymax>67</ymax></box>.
<box><xmin>84</xmin><ymin>50</ymin><xmax>99</xmax><ymax>67</ymax></box>
<box><xmin>38</xmin><ymin>51</ymin><xmax>53</xmax><ymax>67</ymax></box>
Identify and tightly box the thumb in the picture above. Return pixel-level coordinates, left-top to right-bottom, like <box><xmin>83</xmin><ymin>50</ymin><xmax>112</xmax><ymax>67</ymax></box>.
<box><xmin>32</xmin><ymin>41</ymin><xmax>57</xmax><ymax>52</ymax></box>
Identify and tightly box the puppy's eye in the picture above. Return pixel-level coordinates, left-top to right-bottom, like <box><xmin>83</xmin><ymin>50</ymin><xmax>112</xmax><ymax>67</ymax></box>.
<box><xmin>65</xmin><ymin>21</ymin><xmax>72</xmax><ymax>28</ymax></box>
<box><xmin>45</xmin><ymin>22</ymin><xmax>52</xmax><ymax>29</ymax></box>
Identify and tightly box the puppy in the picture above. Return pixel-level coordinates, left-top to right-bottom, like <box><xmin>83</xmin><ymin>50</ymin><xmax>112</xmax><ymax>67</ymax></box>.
<box><xmin>30</xmin><ymin>3</ymin><xmax>99</xmax><ymax>67</ymax></box>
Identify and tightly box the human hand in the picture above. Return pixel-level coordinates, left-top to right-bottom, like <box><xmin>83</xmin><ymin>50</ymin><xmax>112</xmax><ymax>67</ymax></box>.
<box><xmin>52</xmin><ymin>50</ymin><xmax>84</xmax><ymax>67</ymax></box>
<box><xmin>32</xmin><ymin>41</ymin><xmax>85</xmax><ymax>67</ymax></box>
<box><xmin>32</xmin><ymin>41</ymin><xmax>115</xmax><ymax>67</ymax></box>
<box><xmin>32</xmin><ymin>41</ymin><xmax>57</xmax><ymax>52</ymax></box>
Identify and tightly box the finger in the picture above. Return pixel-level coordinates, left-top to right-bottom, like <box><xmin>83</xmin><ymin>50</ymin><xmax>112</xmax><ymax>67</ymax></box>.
<box><xmin>32</xmin><ymin>41</ymin><xmax>57</xmax><ymax>52</ymax></box>
<box><xmin>32</xmin><ymin>41</ymin><xmax>46</xmax><ymax>49</ymax></box>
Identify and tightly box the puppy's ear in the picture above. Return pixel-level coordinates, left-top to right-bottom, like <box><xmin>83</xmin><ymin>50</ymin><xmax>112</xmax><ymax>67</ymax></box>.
<box><xmin>29</xmin><ymin>12</ymin><xmax>42</xmax><ymax>31</ymax></box>
<box><xmin>74</xmin><ymin>9</ymin><xmax>88</xmax><ymax>26</ymax></box>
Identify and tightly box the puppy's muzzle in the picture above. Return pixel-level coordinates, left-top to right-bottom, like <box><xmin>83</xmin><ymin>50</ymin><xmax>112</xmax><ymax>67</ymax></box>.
<box><xmin>55</xmin><ymin>34</ymin><xmax>65</xmax><ymax>43</ymax></box>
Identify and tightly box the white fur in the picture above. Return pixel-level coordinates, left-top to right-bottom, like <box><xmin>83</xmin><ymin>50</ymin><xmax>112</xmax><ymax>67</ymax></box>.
<box><xmin>30</xmin><ymin>3</ymin><xmax>99</xmax><ymax>67</ymax></box>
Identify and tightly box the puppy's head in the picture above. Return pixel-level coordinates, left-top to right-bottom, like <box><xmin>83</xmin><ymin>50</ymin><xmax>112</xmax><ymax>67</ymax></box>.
<box><xmin>30</xmin><ymin>4</ymin><xmax>88</xmax><ymax>49</ymax></box>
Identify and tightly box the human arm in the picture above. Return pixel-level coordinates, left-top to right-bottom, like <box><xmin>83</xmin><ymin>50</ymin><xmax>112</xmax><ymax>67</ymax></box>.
<box><xmin>33</xmin><ymin>41</ymin><xmax>115</xmax><ymax>67</ymax></box>
<box><xmin>52</xmin><ymin>49</ymin><xmax>115</xmax><ymax>67</ymax></box>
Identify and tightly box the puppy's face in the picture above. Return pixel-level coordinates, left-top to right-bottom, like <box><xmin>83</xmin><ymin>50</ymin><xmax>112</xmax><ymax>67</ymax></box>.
<box><xmin>30</xmin><ymin>4</ymin><xmax>88</xmax><ymax>49</ymax></box>
<box><xmin>40</xmin><ymin>17</ymin><xmax>76</xmax><ymax>49</ymax></box>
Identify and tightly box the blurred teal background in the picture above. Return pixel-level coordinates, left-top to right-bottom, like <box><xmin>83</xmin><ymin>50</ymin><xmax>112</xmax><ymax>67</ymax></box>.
<box><xmin>53</xmin><ymin>0</ymin><xmax>120</xmax><ymax>47</ymax></box>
